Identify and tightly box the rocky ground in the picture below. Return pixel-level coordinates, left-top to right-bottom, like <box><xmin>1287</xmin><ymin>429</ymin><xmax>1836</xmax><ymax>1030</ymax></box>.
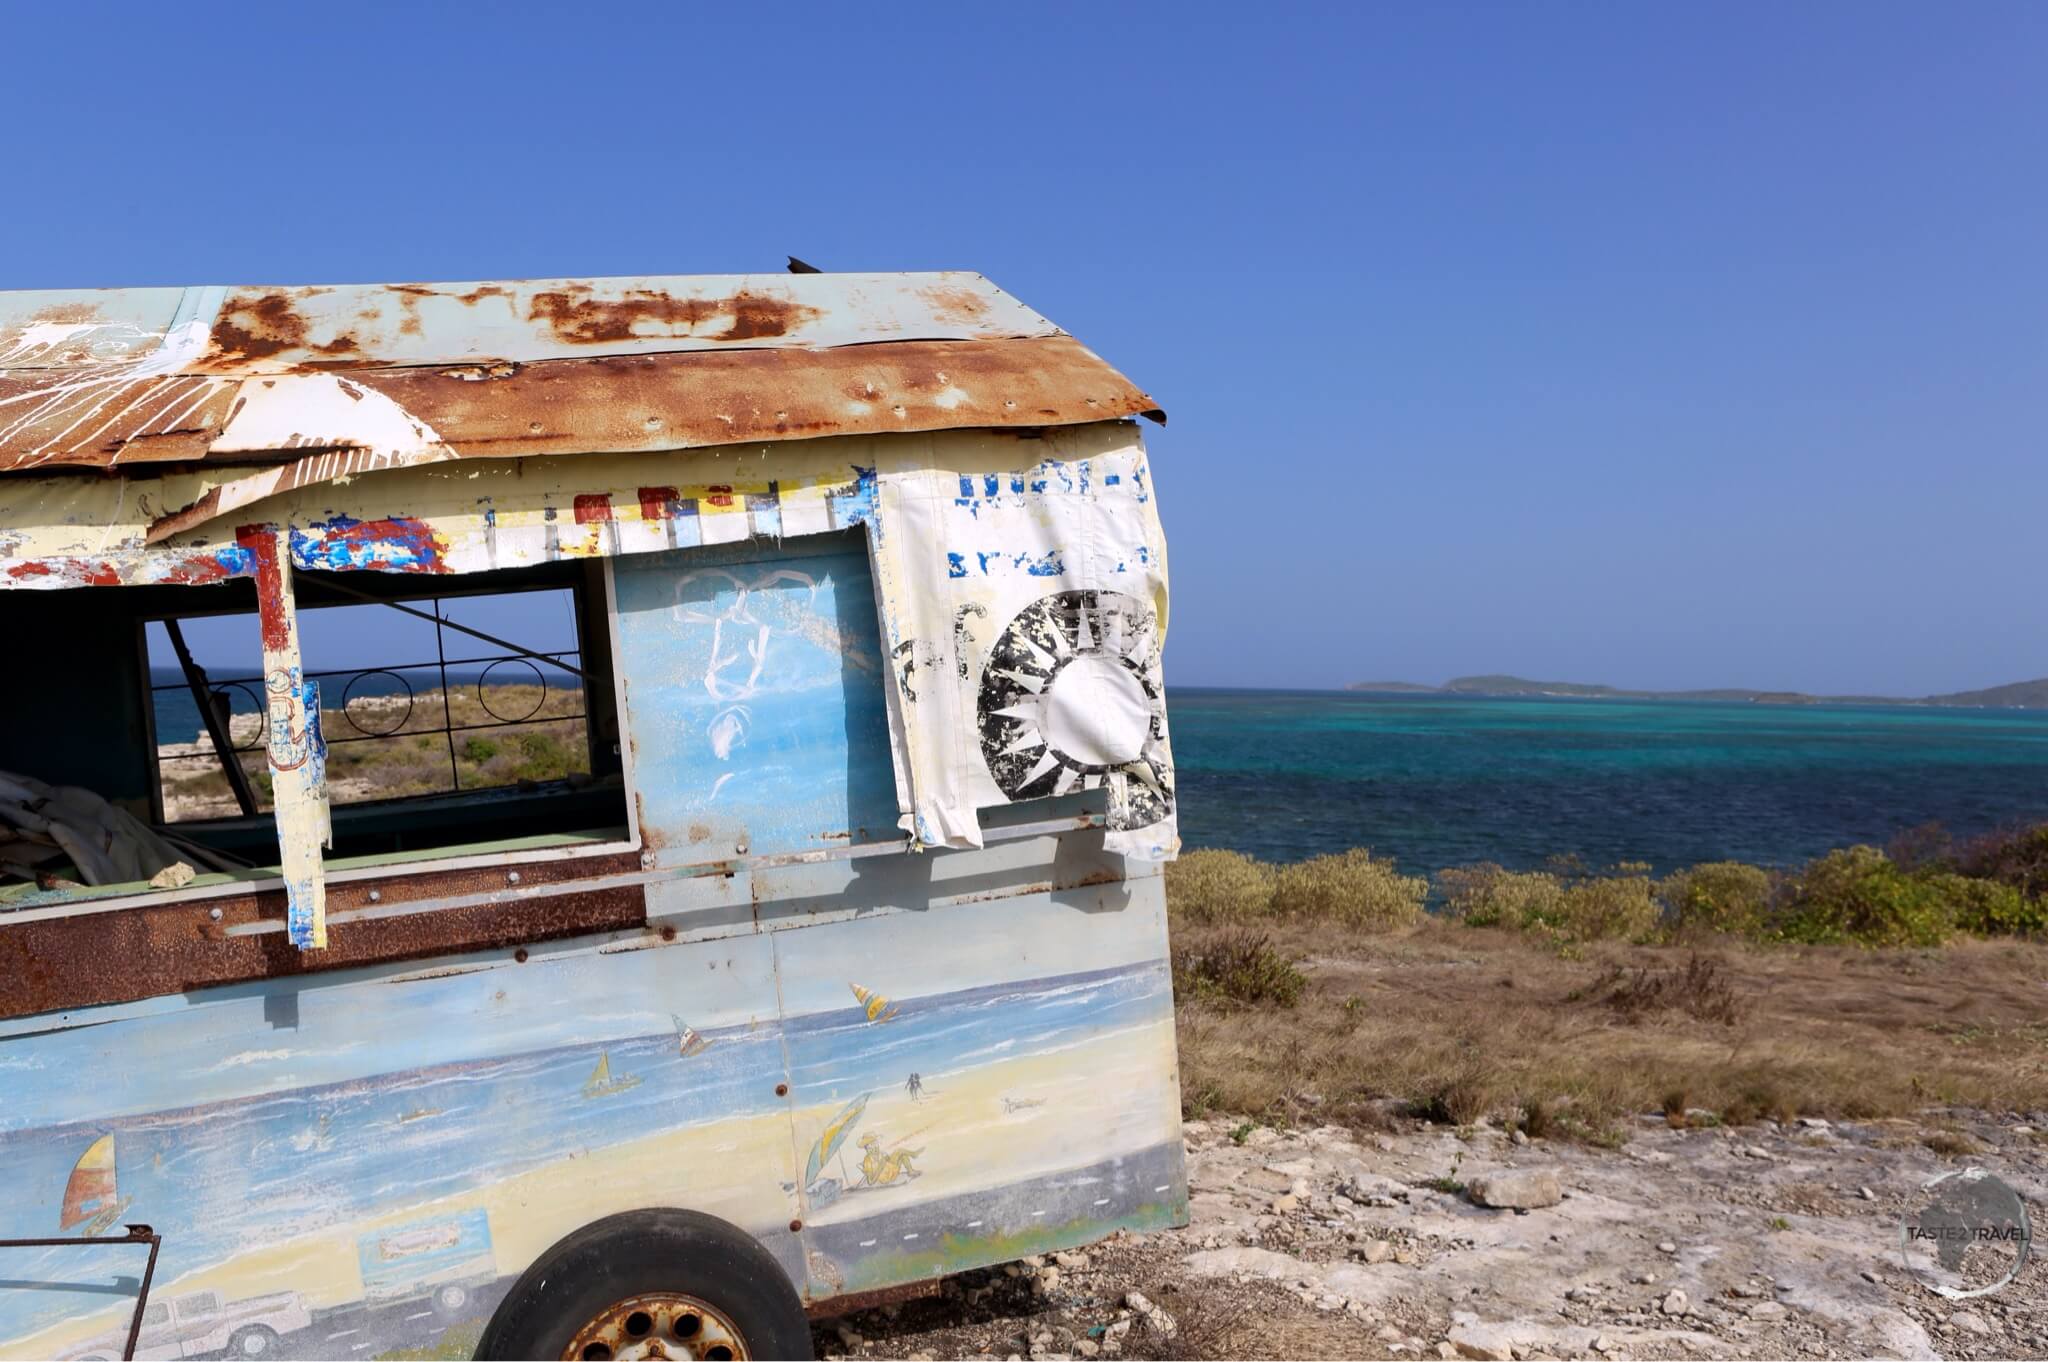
<box><xmin>811</xmin><ymin>1110</ymin><xmax>2046</xmax><ymax>1361</ymax></box>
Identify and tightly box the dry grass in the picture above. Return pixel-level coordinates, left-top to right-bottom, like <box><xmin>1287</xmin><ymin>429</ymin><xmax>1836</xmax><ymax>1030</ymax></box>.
<box><xmin>1173</xmin><ymin>913</ymin><xmax>2048</xmax><ymax>1141</ymax></box>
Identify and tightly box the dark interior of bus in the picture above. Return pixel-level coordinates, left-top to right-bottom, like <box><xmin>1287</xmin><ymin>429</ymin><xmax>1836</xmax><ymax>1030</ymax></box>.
<box><xmin>0</xmin><ymin>561</ymin><xmax>631</xmax><ymax>908</ymax></box>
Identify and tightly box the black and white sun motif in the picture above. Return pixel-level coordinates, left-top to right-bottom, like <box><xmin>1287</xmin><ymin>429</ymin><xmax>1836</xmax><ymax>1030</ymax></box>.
<box><xmin>977</xmin><ymin>589</ymin><xmax>1173</xmax><ymax>831</ymax></box>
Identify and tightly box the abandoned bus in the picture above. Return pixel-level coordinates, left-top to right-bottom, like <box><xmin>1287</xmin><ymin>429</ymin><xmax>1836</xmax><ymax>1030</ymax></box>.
<box><xmin>0</xmin><ymin>272</ymin><xmax>1182</xmax><ymax>1360</ymax></box>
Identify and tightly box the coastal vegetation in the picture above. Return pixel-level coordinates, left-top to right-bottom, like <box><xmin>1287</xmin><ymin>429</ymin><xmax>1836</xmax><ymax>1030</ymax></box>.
<box><xmin>1167</xmin><ymin>827</ymin><xmax>2048</xmax><ymax>1144</ymax></box>
<box><xmin>158</xmin><ymin>683</ymin><xmax>590</xmax><ymax>820</ymax></box>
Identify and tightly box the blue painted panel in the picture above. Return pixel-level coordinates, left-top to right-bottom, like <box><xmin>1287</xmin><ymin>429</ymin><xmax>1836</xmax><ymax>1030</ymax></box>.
<box><xmin>612</xmin><ymin>531</ymin><xmax>901</xmax><ymax>861</ymax></box>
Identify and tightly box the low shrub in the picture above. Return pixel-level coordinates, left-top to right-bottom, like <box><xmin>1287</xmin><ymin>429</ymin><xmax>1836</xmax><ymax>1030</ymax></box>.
<box><xmin>1770</xmin><ymin>845</ymin><xmax>1956</xmax><ymax>947</ymax></box>
<box><xmin>1956</xmin><ymin>822</ymin><xmax>2048</xmax><ymax>902</ymax></box>
<box><xmin>1938</xmin><ymin>873</ymin><xmax>2047</xmax><ymax>937</ymax></box>
<box><xmin>1583</xmin><ymin>954</ymin><xmax>1739</xmax><ymax>1025</ymax></box>
<box><xmin>1271</xmin><ymin>848</ymin><xmax>1426</xmax><ymax>930</ymax></box>
<box><xmin>1660</xmin><ymin>861</ymin><xmax>1774</xmax><ymax>937</ymax></box>
<box><xmin>1439</xmin><ymin>861</ymin><xmax>1657</xmax><ymax>943</ymax></box>
<box><xmin>1165</xmin><ymin>849</ymin><xmax>1276</xmax><ymax>923</ymax></box>
<box><xmin>1436</xmin><ymin>863</ymin><xmax>1565</xmax><ymax>929</ymax></box>
<box><xmin>1559</xmin><ymin>862</ymin><xmax>1661</xmax><ymax>942</ymax></box>
<box><xmin>1172</xmin><ymin>929</ymin><xmax>1306</xmax><ymax>1008</ymax></box>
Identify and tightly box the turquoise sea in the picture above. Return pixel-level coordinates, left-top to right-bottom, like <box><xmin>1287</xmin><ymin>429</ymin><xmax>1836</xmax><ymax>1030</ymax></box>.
<box><xmin>1167</xmin><ymin>689</ymin><xmax>2048</xmax><ymax>873</ymax></box>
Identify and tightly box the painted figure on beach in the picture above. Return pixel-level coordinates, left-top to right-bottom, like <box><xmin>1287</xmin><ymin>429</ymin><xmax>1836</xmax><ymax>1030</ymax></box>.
<box><xmin>905</xmin><ymin>1072</ymin><xmax>923</xmax><ymax>1101</ymax></box>
<box><xmin>855</xmin><ymin>1133</ymin><xmax>923</xmax><ymax>1187</ymax></box>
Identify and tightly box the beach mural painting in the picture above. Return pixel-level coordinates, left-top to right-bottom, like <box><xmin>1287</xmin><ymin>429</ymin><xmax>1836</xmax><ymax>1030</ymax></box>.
<box><xmin>0</xmin><ymin>889</ymin><xmax>1186</xmax><ymax>1359</ymax></box>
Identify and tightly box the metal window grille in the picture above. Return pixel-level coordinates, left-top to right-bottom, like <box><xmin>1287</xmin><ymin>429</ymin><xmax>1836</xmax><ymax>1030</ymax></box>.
<box><xmin>151</xmin><ymin>595</ymin><xmax>589</xmax><ymax>813</ymax></box>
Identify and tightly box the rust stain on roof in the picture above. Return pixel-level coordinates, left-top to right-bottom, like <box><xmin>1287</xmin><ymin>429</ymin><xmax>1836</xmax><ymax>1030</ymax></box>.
<box><xmin>527</xmin><ymin>287</ymin><xmax>824</xmax><ymax>345</ymax></box>
<box><xmin>205</xmin><ymin>289</ymin><xmax>365</xmax><ymax>366</ymax></box>
<box><xmin>0</xmin><ymin>272</ymin><xmax>1163</xmax><ymax>478</ymax></box>
<box><xmin>917</xmin><ymin>283</ymin><xmax>994</xmax><ymax>324</ymax></box>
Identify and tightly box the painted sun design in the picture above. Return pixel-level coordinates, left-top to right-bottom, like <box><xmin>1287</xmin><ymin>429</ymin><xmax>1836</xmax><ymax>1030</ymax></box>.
<box><xmin>977</xmin><ymin>589</ymin><xmax>1173</xmax><ymax>831</ymax></box>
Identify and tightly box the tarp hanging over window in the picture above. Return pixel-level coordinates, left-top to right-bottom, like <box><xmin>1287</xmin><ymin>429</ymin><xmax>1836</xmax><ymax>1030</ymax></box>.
<box><xmin>867</xmin><ymin>424</ymin><xmax>1177</xmax><ymax>860</ymax></box>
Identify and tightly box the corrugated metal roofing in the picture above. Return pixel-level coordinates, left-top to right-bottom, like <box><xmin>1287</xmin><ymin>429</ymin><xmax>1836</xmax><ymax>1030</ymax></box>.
<box><xmin>0</xmin><ymin>273</ymin><xmax>1162</xmax><ymax>477</ymax></box>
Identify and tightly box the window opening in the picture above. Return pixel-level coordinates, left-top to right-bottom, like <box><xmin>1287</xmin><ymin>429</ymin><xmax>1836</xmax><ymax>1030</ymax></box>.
<box><xmin>149</xmin><ymin>585</ymin><xmax>593</xmax><ymax>822</ymax></box>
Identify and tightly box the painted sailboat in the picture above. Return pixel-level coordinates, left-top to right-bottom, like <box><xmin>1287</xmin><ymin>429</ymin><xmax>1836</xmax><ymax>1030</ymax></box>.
<box><xmin>582</xmin><ymin>1052</ymin><xmax>641</xmax><ymax>1099</ymax></box>
<box><xmin>60</xmin><ymin>1135</ymin><xmax>133</xmax><ymax>1236</ymax></box>
<box><xmin>848</xmin><ymin>983</ymin><xmax>899</xmax><ymax>1024</ymax></box>
<box><xmin>673</xmin><ymin>1016</ymin><xmax>709</xmax><ymax>1058</ymax></box>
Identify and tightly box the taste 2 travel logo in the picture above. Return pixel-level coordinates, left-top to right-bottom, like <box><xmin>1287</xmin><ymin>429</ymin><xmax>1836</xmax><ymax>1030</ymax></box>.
<box><xmin>1899</xmin><ymin>1167</ymin><xmax>2032</xmax><ymax>1298</ymax></box>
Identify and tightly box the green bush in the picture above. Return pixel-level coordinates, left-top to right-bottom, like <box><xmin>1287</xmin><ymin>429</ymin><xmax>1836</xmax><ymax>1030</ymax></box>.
<box><xmin>1172</xmin><ymin>929</ymin><xmax>1306</xmax><ymax>1007</ymax></box>
<box><xmin>461</xmin><ymin>736</ymin><xmax>500</xmax><ymax>763</ymax></box>
<box><xmin>1166</xmin><ymin>849</ymin><xmax>1275</xmax><ymax>923</ymax></box>
<box><xmin>1938</xmin><ymin>873</ymin><xmax>2048</xmax><ymax>937</ymax></box>
<box><xmin>1272</xmin><ymin>848</ymin><xmax>1427</xmax><ymax>930</ymax></box>
<box><xmin>1438</xmin><ymin>862</ymin><xmax>1657</xmax><ymax>942</ymax></box>
<box><xmin>1436</xmin><ymin>863</ymin><xmax>1565</xmax><ymax>929</ymax></box>
<box><xmin>1661</xmin><ymin>861</ymin><xmax>1775</xmax><ymax>936</ymax></box>
<box><xmin>1558</xmin><ymin>862</ymin><xmax>1661</xmax><ymax>942</ymax></box>
<box><xmin>1771</xmin><ymin>846</ymin><xmax>1955</xmax><ymax>947</ymax></box>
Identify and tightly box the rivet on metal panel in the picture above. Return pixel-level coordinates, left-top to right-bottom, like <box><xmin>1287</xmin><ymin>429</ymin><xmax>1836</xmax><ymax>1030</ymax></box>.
<box><xmin>660</xmin><ymin>925</ymin><xmax>676</xmax><ymax>942</ymax></box>
<box><xmin>367</xmin><ymin>889</ymin><xmax>380</xmax><ymax>903</ymax></box>
<box><xmin>208</xmin><ymin>908</ymin><xmax>223</xmax><ymax>922</ymax></box>
<box><xmin>507</xmin><ymin>871</ymin><xmax>521</xmax><ymax>884</ymax></box>
<box><xmin>514</xmin><ymin>948</ymin><xmax>529</xmax><ymax>963</ymax></box>
<box><xmin>789</xmin><ymin>1218</ymin><xmax>803</xmax><ymax>1233</ymax></box>
<box><xmin>775</xmin><ymin>1083</ymin><xmax>789</xmax><ymax>1097</ymax></box>
<box><xmin>734</xmin><ymin>838</ymin><xmax>748</xmax><ymax>854</ymax></box>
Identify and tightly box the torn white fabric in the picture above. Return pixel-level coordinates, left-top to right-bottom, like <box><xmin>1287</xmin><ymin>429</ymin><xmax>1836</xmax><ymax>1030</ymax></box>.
<box><xmin>868</xmin><ymin>425</ymin><xmax>1178</xmax><ymax>859</ymax></box>
<box><xmin>0</xmin><ymin>770</ymin><xmax>185</xmax><ymax>886</ymax></box>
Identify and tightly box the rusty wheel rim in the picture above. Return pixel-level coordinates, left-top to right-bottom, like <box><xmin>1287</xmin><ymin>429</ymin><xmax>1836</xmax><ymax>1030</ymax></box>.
<box><xmin>563</xmin><ymin>1293</ymin><xmax>749</xmax><ymax>1361</ymax></box>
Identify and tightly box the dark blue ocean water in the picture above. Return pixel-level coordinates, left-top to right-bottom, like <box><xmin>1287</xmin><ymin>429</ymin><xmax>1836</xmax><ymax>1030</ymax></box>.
<box><xmin>1167</xmin><ymin>688</ymin><xmax>2048</xmax><ymax>874</ymax></box>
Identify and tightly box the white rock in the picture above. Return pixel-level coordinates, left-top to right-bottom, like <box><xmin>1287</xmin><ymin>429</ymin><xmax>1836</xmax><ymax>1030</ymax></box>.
<box><xmin>1798</xmin><ymin>1117</ymin><xmax>1830</xmax><ymax>1129</ymax></box>
<box><xmin>1272</xmin><ymin>1194</ymin><xmax>1299</xmax><ymax>1214</ymax></box>
<box><xmin>1952</xmin><ymin>1311</ymin><xmax>1991</xmax><ymax>1336</ymax></box>
<box><xmin>1290</xmin><ymin>1176</ymin><xmax>1311</xmax><ymax>1199</ymax></box>
<box><xmin>1858</xmin><ymin>1186</ymin><xmax>1877</xmax><ymax>1201</ymax></box>
<box><xmin>1467</xmin><ymin>1169</ymin><xmax>1563</xmax><ymax>1210</ymax></box>
<box><xmin>1748</xmin><ymin>1301</ymin><xmax>1787</xmax><ymax>1320</ymax></box>
<box><xmin>1447</xmin><ymin>1323</ymin><xmax>1516</xmax><ymax>1361</ymax></box>
<box><xmin>1075</xmin><ymin>1342</ymin><xmax>1100</xmax><ymax>1359</ymax></box>
<box><xmin>1054</xmin><ymin>1251</ymin><xmax>1090</xmax><ymax>1270</ymax></box>
<box><xmin>1123</xmin><ymin>1291</ymin><xmax>1152</xmax><ymax>1314</ymax></box>
<box><xmin>1657</xmin><ymin>1241</ymin><xmax>1677</xmax><ymax>1254</ymax></box>
<box><xmin>1662</xmin><ymin>1289</ymin><xmax>1690</xmax><ymax>1316</ymax></box>
<box><xmin>1511</xmin><ymin>1129</ymin><xmax>1530</xmax><ymax>1146</ymax></box>
<box><xmin>1364</xmin><ymin>1240</ymin><xmax>1395</xmax><ymax>1264</ymax></box>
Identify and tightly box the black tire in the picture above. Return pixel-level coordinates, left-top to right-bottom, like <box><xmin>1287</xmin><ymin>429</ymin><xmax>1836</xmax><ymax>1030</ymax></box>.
<box><xmin>475</xmin><ymin>1209</ymin><xmax>811</xmax><ymax>1361</ymax></box>
<box><xmin>226</xmin><ymin>1324</ymin><xmax>279</xmax><ymax>1359</ymax></box>
<box><xmin>434</xmin><ymin>1282</ymin><xmax>471</xmax><ymax>1316</ymax></box>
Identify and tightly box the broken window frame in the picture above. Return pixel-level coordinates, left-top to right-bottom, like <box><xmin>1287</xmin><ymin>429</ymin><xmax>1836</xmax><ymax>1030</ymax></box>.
<box><xmin>142</xmin><ymin>579</ymin><xmax>599</xmax><ymax>825</ymax></box>
<box><xmin>4</xmin><ymin>561</ymin><xmax>640</xmax><ymax>926</ymax></box>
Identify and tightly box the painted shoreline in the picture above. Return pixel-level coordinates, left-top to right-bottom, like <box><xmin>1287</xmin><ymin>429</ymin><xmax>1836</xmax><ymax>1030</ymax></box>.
<box><xmin>3</xmin><ymin>1012</ymin><xmax>1183</xmax><ymax>1359</ymax></box>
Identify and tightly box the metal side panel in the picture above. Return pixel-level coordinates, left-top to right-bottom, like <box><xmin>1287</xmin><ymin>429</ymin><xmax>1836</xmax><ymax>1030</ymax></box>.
<box><xmin>0</xmin><ymin>929</ymin><xmax>802</xmax><ymax>1361</ymax></box>
<box><xmin>773</xmin><ymin>870</ymin><xmax>1187</xmax><ymax>1303</ymax></box>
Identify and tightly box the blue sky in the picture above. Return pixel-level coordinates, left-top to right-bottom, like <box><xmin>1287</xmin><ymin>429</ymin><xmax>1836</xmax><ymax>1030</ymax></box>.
<box><xmin>10</xmin><ymin>3</ymin><xmax>2043</xmax><ymax>695</ymax></box>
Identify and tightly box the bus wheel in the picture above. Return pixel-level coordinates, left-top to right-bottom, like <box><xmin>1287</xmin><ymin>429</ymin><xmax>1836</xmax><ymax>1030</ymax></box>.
<box><xmin>475</xmin><ymin>1209</ymin><xmax>810</xmax><ymax>1361</ymax></box>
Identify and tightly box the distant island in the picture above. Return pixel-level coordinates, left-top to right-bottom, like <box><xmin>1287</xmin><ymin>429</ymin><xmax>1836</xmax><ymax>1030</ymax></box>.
<box><xmin>1345</xmin><ymin>674</ymin><xmax>2048</xmax><ymax>709</ymax></box>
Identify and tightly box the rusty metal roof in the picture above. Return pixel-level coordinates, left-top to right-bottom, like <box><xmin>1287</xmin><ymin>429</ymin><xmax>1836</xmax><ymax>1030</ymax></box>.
<box><xmin>0</xmin><ymin>273</ymin><xmax>1162</xmax><ymax>477</ymax></box>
